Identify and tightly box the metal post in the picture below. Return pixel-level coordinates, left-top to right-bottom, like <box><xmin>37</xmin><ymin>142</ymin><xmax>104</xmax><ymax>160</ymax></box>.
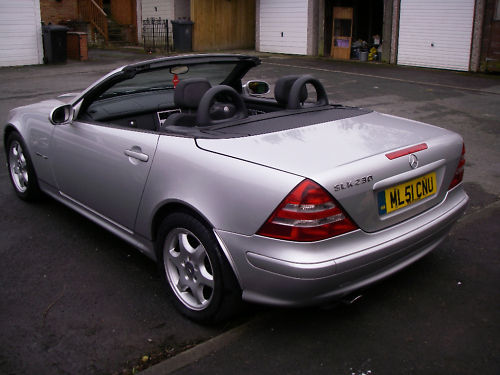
<box><xmin>166</xmin><ymin>19</ymin><xmax>170</xmax><ymax>53</ymax></box>
<box><xmin>152</xmin><ymin>18</ymin><xmax>155</xmax><ymax>52</ymax></box>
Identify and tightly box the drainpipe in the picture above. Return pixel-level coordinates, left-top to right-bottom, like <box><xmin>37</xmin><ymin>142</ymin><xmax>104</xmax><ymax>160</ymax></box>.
<box><xmin>470</xmin><ymin>0</ymin><xmax>485</xmax><ymax>72</ymax></box>
<box><xmin>390</xmin><ymin>0</ymin><xmax>400</xmax><ymax>65</ymax></box>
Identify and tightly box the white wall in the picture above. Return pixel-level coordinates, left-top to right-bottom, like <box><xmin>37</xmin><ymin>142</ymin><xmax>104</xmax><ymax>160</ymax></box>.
<box><xmin>174</xmin><ymin>0</ymin><xmax>190</xmax><ymax>20</ymax></box>
<box><xmin>141</xmin><ymin>0</ymin><xmax>175</xmax><ymax>21</ymax></box>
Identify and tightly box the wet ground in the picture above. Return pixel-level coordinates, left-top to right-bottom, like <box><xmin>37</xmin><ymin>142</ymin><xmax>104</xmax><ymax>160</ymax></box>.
<box><xmin>0</xmin><ymin>49</ymin><xmax>499</xmax><ymax>374</ymax></box>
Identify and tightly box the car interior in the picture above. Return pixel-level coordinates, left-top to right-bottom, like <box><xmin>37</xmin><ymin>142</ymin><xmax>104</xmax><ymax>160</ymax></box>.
<box><xmin>79</xmin><ymin>73</ymin><xmax>333</xmax><ymax>134</ymax></box>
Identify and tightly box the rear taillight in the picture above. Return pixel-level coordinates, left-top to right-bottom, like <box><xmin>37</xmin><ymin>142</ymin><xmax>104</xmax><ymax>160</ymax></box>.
<box><xmin>257</xmin><ymin>179</ymin><xmax>358</xmax><ymax>242</ymax></box>
<box><xmin>448</xmin><ymin>143</ymin><xmax>465</xmax><ymax>190</ymax></box>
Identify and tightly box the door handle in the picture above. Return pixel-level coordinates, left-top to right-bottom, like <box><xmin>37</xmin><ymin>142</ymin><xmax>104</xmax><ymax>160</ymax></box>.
<box><xmin>124</xmin><ymin>148</ymin><xmax>149</xmax><ymax>162</ymax></box>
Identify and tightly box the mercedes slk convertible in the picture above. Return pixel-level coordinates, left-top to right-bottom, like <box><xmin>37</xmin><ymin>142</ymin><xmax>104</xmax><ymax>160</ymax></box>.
<box><xmin>4</xmin><ymin>54</ymin><xmax>468</xmax><ymax>322</ymax></box>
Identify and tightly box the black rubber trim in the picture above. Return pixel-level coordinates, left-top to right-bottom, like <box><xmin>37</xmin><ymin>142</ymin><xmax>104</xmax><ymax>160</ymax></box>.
<box><xmin>195</xmin><ymin>105</ymin><xmax>372</xmax><ymax>138</ymax></box>
<box><xmin>287</xmin><ymin>75</ymin><xmax>329</xmax><ymax>109</ymax></box>
<box><xmin>197</xmin><ymin>85</ymin><xmax>248</xmax><ymax>126</ymax></box>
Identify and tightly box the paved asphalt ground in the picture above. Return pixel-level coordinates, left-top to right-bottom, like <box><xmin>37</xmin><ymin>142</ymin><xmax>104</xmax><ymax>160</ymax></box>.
<box><xmin>0</xmin><ymin>49</ymin><xmax>499</xmax><ymax>375</ymax></box>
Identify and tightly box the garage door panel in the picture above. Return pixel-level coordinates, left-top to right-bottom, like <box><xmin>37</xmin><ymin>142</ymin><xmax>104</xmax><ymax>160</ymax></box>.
<box><xmin>0</xmin><ymin>0</ymin><xmax>43</xmax><ymax>67</ymax></box>
<box><xmin>259</xmin><ymin>0</ymin><xmax>308</xmax><ymax>55</ymax></box>
<box><xmin>397</xmin><ymin>0</ymin><xmax>474</xmax><ymax>71</ymax></box>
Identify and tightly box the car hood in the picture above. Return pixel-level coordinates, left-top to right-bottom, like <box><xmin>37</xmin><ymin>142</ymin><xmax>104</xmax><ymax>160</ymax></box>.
<box><xmin>57</xmin><ymin>92</ymin><xmax>81</xmax><ymax>103</ymax></box>
<box><xmin>10</xmin><ymin>94</ymin><xmax>80</xmax><ymax>119</ymax></box>
<box><xmin>196</xmin><ymin>111</ymin><xmax>450</xmax><ymax>178</ymax></box>
<box><xmin>8</xmin><ymin>98</ymin><xmax>69</xmax><ymax>120</ymax></box>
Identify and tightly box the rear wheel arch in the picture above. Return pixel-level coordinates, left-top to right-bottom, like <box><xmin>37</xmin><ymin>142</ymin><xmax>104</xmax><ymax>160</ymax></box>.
<box><xmin>151</xmin><ymin>201</ymin><xmax>214</xmax><ymax>243</ymax></box>
<box><xmin>151</xmin><ymin>202</ymin><xmax>241</xmax><ymax>285</ymax></box>
<box><xmin>153</xmin><ymin>206</ymin><xmax>242</xmax><ymax>322</ymax></box>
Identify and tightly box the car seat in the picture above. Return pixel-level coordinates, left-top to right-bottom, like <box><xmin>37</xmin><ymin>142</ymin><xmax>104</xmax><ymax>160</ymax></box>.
<box><xmin>164</xmin><ymin>78</ymin><xmax>212</xmax><ymax>126</ymax></box>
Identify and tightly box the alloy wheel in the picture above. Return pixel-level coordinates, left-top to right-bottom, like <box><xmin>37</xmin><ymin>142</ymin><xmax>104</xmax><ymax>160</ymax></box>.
<box><xmin>9</xmin><ymin>140</ymin><xmax>29</xmax><ymax>193</ymax></box>
<box><xmin>163</xmin><ymin>228</ymin><xmax>215</xmax><ymax>310</ymax></box>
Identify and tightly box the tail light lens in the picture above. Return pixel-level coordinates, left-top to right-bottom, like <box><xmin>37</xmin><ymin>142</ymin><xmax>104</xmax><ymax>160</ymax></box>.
<box><xmin>448</xmin><ymin>143</ymin><xmax>465</xmax><ymax>190</ymax></box>
<box><xmin>257</xmin><ymin>179</ymin><xmax>358</xmax><ymax>242</ymax></box>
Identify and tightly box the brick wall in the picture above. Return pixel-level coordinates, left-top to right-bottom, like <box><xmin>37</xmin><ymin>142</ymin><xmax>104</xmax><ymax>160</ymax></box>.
<box><xmin>40</xmin><ymin>0</ymin><xmax>78</xmax><ymax>25</ymax></box>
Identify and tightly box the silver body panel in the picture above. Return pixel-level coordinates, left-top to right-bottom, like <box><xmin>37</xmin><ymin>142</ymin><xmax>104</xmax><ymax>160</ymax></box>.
<box><xmin>197</xmin><ymin>112</ymin><xmax>464</xmax><ymax>233</ymax></box>
<box><xmin>134</xmin><ymin>136</ymin><xmax>302</xmax><ymax>239</ymax></box>
<box><xmin>4</xmin><ymin>55</ymin><xmax>468</xmax><ymax>307</ymax></box>
<box><xmin>51</xmin><ymin>120</ymin><xmax>159</xmax><ymax>231</ymax></box>
<box><xmin>216</xmin><ymin>186</ymin><xmax>467</xmax><ymax>306</ymax></box>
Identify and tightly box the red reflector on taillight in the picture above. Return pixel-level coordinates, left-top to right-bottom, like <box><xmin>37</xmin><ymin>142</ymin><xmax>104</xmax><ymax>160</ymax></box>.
<box><xmin>448</xmin><ymin>143</ymin><xmax>466</xmax><ymax>190</ymax></box>
<box><xmin>386</xmin><ymin>143</ymin><xmax>428</xmax><ymax>160</ymax></box>
<box><xmin>257</xmin><ymin>179</ymin><xmax>358</xmax><ymax>242</ymax></box>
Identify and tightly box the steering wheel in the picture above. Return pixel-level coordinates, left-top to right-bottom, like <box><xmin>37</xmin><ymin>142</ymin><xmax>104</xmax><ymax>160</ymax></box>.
<box><xmin>287</xmin><ymin>75</ymin><xmax>329</xmax><ymax>109</ymax></box>
<box><xmin>197</xmin><ymin>85</ymin><xmax>248</xmax><ymax>126</ymax></box>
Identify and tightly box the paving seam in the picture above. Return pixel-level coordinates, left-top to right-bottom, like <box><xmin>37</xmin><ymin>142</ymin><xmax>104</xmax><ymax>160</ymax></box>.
<box><xmin>455</xmin><ymin>197</ymin><xmax>500</xmax><ymax>226</ymax></box>
<box><xmin>139</xmin><ymin>316</ymin><xmax>267</xmax><ymax>375</ymax></box>
<box><xmin>264</xmin><ymin>62</ymin><xmax>500</xmax><ymax>95</ymax></box>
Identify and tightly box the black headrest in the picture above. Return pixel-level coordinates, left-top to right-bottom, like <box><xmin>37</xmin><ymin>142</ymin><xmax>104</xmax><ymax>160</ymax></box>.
<box><xmin>174</xmin><ymin>78</ymin><xmax>212</xmax><ymax>109</ymax></box>
<box><xmin>274</xmin><ymin>75</ymin><xmax>308</xmax><ymax>107</ymax></box>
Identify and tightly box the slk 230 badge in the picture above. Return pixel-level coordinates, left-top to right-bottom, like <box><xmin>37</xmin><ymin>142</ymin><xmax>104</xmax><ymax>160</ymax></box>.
<box><xmin>334</xmin><ymin>175</ymin><xmax>373</xmax><ymax>192</ymax></box>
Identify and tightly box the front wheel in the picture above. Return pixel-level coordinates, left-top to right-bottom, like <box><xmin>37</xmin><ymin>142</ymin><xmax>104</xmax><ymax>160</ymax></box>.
<box><xmin>6</xmin><ymin>132</ymin><xmax>40</xmax><ymax>201</ymax></box>
<box><xmin>156</xmin><ymin>213</ymin><xmax>241</xmax><ymax>323</ymax></box>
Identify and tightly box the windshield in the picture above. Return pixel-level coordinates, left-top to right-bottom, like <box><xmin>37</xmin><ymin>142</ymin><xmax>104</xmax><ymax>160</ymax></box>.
<box><xmin>99</xmin><ymin>62</ymin><xmax>239</xmax><ymax>99</ymax></box>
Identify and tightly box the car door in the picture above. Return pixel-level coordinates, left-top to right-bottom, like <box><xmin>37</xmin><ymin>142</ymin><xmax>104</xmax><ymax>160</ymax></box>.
<box><xmin>51</xmin><ymin>120</ymin><xmax>159</xmax><ymax>231</ymax></box>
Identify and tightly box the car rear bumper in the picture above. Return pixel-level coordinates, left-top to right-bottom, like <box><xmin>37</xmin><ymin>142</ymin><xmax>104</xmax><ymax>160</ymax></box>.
<box><xmin>215</xmin><ymin>186</ymin><xmax>469</xmax><ymax>307</ymax></box>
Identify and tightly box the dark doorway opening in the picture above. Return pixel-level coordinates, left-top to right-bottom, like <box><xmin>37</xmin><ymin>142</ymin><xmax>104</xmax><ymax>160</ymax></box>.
<box><xmin>324</xmin><ymin>0</ymin><xmax>384</xmax><ymax>58</ymax></box>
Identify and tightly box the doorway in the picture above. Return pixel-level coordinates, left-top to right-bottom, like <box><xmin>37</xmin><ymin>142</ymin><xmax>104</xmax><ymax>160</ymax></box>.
<box><xmin>324</xmin><ymin>0</ymin><xmax>384</xmax><ymax>59</ymax></box>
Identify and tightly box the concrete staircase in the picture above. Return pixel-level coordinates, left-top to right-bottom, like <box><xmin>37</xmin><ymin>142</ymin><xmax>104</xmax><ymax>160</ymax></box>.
<box><xmin>107</xmin><ymin>18</ymin><xmax>138</xmax><ymax>47</ymax></box>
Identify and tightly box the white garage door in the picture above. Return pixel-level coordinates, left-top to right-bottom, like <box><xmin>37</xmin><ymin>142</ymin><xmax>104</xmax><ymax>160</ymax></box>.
<box><xmin>259</xmin><ymin>0</ymin><xmax>308</xmax><ymax>55</ymax></box>
<box><xmin>397</xmin><ymin>0</ymin><xmax>475</xmax><ymax>71</ymax></box>
<box><xmin>0</xmin><ymin>0</ymin><xmax>43</xmax><ymax>67</ymax></box>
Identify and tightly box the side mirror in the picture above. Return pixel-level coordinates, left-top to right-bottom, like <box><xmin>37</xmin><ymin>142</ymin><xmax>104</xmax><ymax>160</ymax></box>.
<box><xmin>49</xmin><ymin>104</ymin><xmax>73</xmax><ymax>125</ymax></box>
<box><xmin>243</xmin><ymin>80</ymin><xmax>271</xmax><ymax>96</ymax></box>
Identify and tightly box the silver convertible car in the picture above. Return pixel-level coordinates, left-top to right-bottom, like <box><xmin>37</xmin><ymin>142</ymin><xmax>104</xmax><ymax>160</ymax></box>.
<box><xmin>4</xmin><ymin>54</ymin><xmax>468</xmax><ymax>322</ymax></box>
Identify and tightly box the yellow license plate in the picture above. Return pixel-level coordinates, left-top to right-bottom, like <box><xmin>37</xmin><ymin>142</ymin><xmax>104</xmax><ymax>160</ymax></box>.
<box><xmin>378</xmin><ymin>172</ymin><xmax>437</xmax><ymax>215</ymax></box>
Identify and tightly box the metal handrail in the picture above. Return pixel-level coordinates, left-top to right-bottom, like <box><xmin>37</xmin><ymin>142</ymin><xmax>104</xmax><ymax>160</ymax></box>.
<box><xmin>90</xmin><ymin>0</ymin><xmax>106</xmax><ymax>16</ymax></box>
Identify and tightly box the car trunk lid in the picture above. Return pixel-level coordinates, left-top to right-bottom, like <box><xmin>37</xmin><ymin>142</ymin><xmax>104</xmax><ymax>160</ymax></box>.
<box><xmin>196</xmin><ymin>111</ymin><xmax>464</xmax><ymax>232</ymax></box>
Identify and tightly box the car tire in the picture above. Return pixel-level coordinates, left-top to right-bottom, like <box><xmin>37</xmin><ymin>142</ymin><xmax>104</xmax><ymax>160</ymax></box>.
<box><xmin>156</xmin><ymin>212</ymin><xmax>241</xmax><ymax>323</ymax></box>
<box><xmin>6</xmin><ymin>132</ymin><xmax>41</xmax><ymax>201</ymax></box>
